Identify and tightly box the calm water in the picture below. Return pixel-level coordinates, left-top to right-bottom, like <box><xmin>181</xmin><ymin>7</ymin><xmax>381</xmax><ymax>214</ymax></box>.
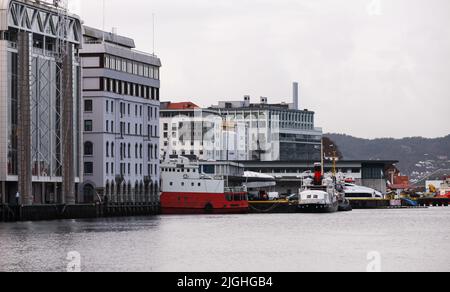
<box><xmin>0</xmin><ymin>208</ymin><xmax>449</xmax><ymax>272</ymax></box>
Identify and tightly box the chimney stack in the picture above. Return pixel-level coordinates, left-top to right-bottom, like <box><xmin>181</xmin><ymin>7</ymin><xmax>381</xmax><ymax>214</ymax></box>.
<box><xmin>244</xmin><ymin>95</ymin><xmax>250</xmax><ymax>107</ymax></box>
<box><xmin>293</xmin><ymin>82</ymin><xmax>299</xmax><ymax>110</ymax></box>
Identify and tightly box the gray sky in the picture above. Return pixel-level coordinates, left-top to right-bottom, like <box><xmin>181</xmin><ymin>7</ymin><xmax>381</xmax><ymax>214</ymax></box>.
<box><xmin>75</xmin><ymin>0</ymin><xmax>450</xmax><ymax>139</ymax></box>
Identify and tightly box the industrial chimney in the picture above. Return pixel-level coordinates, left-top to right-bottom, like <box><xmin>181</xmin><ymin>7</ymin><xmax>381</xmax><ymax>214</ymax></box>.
<box><xmin>293</xmin><ymin>82</ymin><xmax>299</xmax><ymax>110</ymax></box>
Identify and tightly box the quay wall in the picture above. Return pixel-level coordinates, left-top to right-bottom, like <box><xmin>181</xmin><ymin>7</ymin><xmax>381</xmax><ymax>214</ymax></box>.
<box><xmin>0</xmin><ymin>203</ymin><xmax>160</xmax><ymax>222</ymax></box>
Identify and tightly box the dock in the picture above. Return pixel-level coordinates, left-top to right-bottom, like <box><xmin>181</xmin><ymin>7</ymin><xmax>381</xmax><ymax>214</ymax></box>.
<box><xmin>248</xmin><ymin>197</ymin><xmax>450</xmax><ymax>214</ymax></box>
<box><xmin>417</xmin><ymin>198</ymin><xmax>450</xmax><ymax>207</ymax></box>
<box><xmin>347</xmin><ymin>198</ymin><xmax>391</xmax><ymax>209</ymax></box>
<box><xmin>0</xmin><ymin>203</ymin><xmax>159</xmax><ymax>222</ymax></box>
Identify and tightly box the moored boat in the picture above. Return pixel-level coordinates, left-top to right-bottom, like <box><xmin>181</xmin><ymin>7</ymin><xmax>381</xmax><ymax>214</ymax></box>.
<box><xmin>160</xmin><ymin>156</ymin><xmax>249</xmax><ymax>214</ymax></box>
<box><xmin>296</xmin><ymin>163</ymin><xmax>340</xmax><ymax>213</ymax></box>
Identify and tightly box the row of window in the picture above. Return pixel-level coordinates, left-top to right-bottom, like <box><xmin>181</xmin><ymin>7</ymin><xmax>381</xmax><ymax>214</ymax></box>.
<box><xmin>84</xmin><ymin>141</ymin><xmax>158</xmax><ymax>161</ymax></box>
<box><xmin>118</xmin><ymin>102</ymin><xmax>159</xmax><ymax>120</ymax></box>
<box><xmin>169</xmin><ymin>182</ymin><xmax>202</xmax><ymax>187</ymax></box>
<box><xmin>101</xmin><ymin>77</ymin><xmax>160</xmax><ymax>101</ymax></box>
<box><xmin>104</xmin><ymin>54</ymin><xmax>160</xmax><ymax>80</ymax></box>
<box><xmin>118</xmin><ymin>143</ymin><xmax>158</xmax><ymax>160</ymax></box>
<box><xmin>84</xmin><ymin>99</ymin><xmax>159</xmax><ymax>121</ymax></box>
<box><xmin>84</xmin><ymin>119</ymin><xmax>158</xmax><ymax>137</ymax></box>
<box><xmin>162</xmin><ymin>168</ymin><xmax>197</xmax><ymax>173</ymax></box>
<box><xmin>118</xmin><ymin>163</ymin><xmax>158</xmax><ymax>176</ymax></box>
<box><xmin>223</xmin><ymin>111</ymin><xmax>314</xmax><ymax>124</ymax></box>
<box><xmin>84</xmin><ymin>161</ymin><xmax>158</xmax><ymax>177</ymax></box>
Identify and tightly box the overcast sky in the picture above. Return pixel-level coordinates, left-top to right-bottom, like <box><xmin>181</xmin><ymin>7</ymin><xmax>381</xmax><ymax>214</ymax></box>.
<box><xmin>74</xmin><ymin>0</ymin><xmax>450</xmax><ymax>139</ymax></box>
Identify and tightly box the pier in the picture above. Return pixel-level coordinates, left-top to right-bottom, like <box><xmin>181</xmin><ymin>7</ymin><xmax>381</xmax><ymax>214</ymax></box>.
<box><xmin>248</xmin><ymin>198</ymin><xmax>450</xmax><ymax>214</ymax></box>
<box><xmin>0</xmin><ymin>203</ymin><xmax>159</xmax><ymax>222</ymax></box>
<box><xmin>417</xmin><ymin>198</ymin><xmax>450</xmax><ymax>207</ymax></box>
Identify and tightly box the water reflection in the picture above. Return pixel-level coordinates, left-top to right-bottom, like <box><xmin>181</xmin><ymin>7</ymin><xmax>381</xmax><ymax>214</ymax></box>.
<box><xmin>0</xmin><ymin>209</ymin><xmax>449</xmax><ymax>272</ymax></box>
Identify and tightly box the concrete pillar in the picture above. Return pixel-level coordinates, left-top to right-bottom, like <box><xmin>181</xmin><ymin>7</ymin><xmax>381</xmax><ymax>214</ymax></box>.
<box><xmin>41</xmin><ymin>183</ymin><xmax>45</xmax><ymax>204</ymax></box>
<box><xmin>17</xmin><ymin>31</ymin><xmax>32</xmax><ymax>206</ymax></box>
<box><xmin>1</xmin><ymin>181</ymin><xmax>5</xmax><ymax>204</ymax></box>
<box><xmin>62</xmin><ymin>44</ymin><xmax>75</xmax><ymax>204</ymax></box>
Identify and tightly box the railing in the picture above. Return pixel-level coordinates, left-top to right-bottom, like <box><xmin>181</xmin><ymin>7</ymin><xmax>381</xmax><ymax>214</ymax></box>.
<box><xmin>225</xmin><ymin>186</ymin><xmax>247</xmax><ymax>193</ymax></box>
<box><xmin>32</xmin><ymin>47</ymin><xmax>59</xmax><ymax>58</ymax></box>
<box><xmin>83</xmin><ymin>40</ymin><xmax>158</xmax><ymax>58</ymax></box>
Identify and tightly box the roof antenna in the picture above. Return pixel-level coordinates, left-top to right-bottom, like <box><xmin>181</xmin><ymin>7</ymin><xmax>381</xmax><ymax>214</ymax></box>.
<box><xmin>152</xmin><ymin>13</ymin><xmax>155</xmax><ymax>55</ymax></box>
<box><xmin>102</xmin><ymin>0</ymin><xmax>106</xmax><ymax>42</ymax></box>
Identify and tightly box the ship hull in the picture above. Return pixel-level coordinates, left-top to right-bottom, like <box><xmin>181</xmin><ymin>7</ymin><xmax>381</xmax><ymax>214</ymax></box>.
<box><xmin>296</xmin><ymin>202</ymin><xmax>339</xmax><ymax>213</ymax></box>
<box><xmin>161</xmin><ymin>207</ymin><xmax>249</xmax><ymax>215</ymax></box>
<box><xmin>160</xmin><ymin>192</ymin><xmax>249</xmax><ymax>215</ymax></box>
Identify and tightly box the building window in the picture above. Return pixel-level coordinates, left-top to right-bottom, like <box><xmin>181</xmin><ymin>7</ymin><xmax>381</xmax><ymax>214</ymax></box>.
<box><xmin>84</xmin><ymin>100</ymin><xmax>93</xmax><ymax>112</ymax></box>
<box><xmin>84</xmin><ymin>141</ymin><xmax>94</xmax><ymax>156</ymax></box>
<box><xmin>84</xmin><ymin>162</ymin><xmax>94</xmax><ymax>175</ymax></box>
<box><xmin>104</xmin><ymin>55</ymin><xmax>110</xmax><ymax>68</ymax></box>
<box><xmin>84</xmin><ymin>120</ymin><xmax>93</xmax><ymax>132</ymax></box>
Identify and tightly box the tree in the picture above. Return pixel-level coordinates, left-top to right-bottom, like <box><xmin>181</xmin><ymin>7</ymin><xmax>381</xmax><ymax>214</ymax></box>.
<box><xmin>322</xmin><ymin>137</ymin><xmax>343</xmax><ymax>161</ymax></box>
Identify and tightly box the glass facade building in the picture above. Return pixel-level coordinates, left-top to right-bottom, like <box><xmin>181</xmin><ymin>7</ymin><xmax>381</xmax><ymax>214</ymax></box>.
<box><xmin>214</xmin><ymin>101</ymin><xmax>323</xmax><ymax>161</ymax></box>
<box><xmin>0</xmin><ymin>0</ymin><xmax>83</xmax><ymax>205</ymax></box>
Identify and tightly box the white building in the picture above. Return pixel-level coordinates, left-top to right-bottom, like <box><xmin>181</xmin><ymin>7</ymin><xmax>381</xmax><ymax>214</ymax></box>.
<box><xmin>80</xmin><ymin>26</ymin><xmax>161</xmax><ymax>205</ymax></box>
<box><xmin>211</xmin><ymin>84</ymin><xmax>323</xmax><ymax>161</ymax></box>
<box><xmin>160</xmin><ymin>102</ymin><xmax>249</xmax><ymax>161</ymax></box>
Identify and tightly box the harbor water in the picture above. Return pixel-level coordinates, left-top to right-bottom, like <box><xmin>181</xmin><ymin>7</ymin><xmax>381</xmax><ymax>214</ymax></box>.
<box><xmin>0</xmin><ymin>208</ymin><xmax>449</xmax><ymax>272</ymax></box>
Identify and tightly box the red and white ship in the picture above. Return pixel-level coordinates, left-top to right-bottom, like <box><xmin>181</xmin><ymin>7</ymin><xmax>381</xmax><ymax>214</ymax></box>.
<box><xmin>160</xmin><ymin>156</ymin><xmax>249</xmax><ymax>214</ymax></box>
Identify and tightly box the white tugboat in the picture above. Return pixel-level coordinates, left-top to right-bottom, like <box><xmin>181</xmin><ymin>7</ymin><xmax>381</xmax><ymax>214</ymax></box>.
<box><xmin>297</xmin><ymin>163</ymin><xmax>341</xmax><ymax>213</ymax></box>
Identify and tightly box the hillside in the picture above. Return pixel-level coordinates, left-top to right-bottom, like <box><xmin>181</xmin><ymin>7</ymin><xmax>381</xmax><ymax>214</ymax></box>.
<box><xmin>324</xmin><ymin>134</ymin><xmax>450</xmax><ymax>183</ymax></box>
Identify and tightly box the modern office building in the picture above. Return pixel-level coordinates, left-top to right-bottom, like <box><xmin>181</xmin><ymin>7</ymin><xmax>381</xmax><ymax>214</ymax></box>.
<box><xmin>210</xmin><ymin>83</ymin><xmax>323</xmax><ymax>161</ymax></box>
<box><xmin>0</xmin><ymin>0</ymin><xmax>83</xmax><ymax>205</ymax></box>
<box><xmin>241</xmin><ymin>160</ymin><xmax>398</xmax><ymax>195</ymax></box>
<box><xmin>160</xmin><ymin>102</ymin><xmax>249</xmax><ymax>161</ymax></box>
<box><xmin>80</xmin><ymin>26</ymin><xmax>161</xmax><ymax>205</ymax></box>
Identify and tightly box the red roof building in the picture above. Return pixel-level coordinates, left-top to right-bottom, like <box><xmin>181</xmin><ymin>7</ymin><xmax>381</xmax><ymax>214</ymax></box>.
<box><xmin>161</xmin><ymin>102</ymin><xmax>200</xmax><ymax>110</ymax></box>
